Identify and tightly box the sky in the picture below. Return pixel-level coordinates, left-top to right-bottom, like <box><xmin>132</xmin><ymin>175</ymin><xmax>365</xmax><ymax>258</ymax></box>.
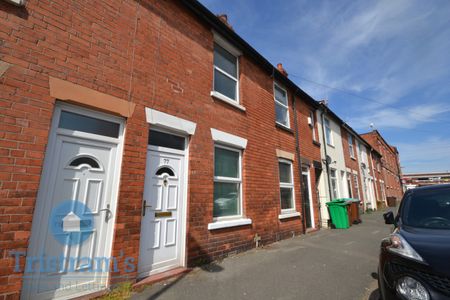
<box><xmin>199</xmin><ymin>0</ymin><xmax>450</xmax><ymax>174</ymax></box>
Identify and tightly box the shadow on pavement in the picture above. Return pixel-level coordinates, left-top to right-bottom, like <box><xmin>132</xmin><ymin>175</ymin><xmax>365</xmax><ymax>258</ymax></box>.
<box><xmin>142</xmin><ymin>272</ymin><xmax>188</xmax><ymax>300</ymax></box>
<box><xmin>200</xmin><ymin>262</ymin><xmax>224</xmax><ymax>273</ymax></box>
<box><xmin>139</xmin><ymin>262</ymin><xmax>224</xmax><ymax>299</ymax></box>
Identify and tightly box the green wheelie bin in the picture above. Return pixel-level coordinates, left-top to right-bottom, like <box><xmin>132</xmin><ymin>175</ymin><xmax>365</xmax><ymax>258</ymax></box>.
<box><xmin>326</xmin><ymin>199</ymin><xmax>350</xmax><ymax>229</ymax></box>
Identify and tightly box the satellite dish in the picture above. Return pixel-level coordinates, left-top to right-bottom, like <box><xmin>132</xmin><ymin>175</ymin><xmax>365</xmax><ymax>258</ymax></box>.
<box><xmin>326</xmin><ymin>155</ymin><xmax>332</xmax><ymax>165</ymax></box>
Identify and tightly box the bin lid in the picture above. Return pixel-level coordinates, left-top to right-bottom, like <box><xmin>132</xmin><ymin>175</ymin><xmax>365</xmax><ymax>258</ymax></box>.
<box><xmin>326</xmin><ymin>201</ymin><xmax>349</xmax><ymax>206</ymax></box>
<box><xmin>331</xmin><ymin>198</ymin><xmax>348</xmax><ymax>202</ymax></box>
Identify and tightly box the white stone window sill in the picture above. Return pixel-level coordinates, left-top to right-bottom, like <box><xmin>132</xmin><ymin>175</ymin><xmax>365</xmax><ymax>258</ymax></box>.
<box><xmin>276</xmin><ymin>121</ymin><xmax>292</xmax><ymax>131</ymax></box>
<box><xmin>278</xmin><ymin>211</ymin><xmax>301</xmax><ymax>220</ymax></box>
<box><xmin>211</xmin><ymin>91</ymin><xmax>246</xmax><ymax>112</ymax></box>
<box><xmin>208</xmin><ymin>218</ymin><xmax>252</xmax><ymax>230</ymax></box>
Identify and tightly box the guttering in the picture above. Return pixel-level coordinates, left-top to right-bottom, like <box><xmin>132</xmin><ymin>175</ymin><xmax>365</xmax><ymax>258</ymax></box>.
<box><xmin>292</xmin><ymin>88</ymin><xmax>306</xmax><ymax>234</ymax></box>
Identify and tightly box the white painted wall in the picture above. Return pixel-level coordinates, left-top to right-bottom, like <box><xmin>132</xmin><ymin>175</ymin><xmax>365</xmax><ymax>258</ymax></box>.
<box><xmin>356</xmin><ymin>141</ymin><xmax>377</xmax><ymax>211</ymax></box>
<box><xmin>316</xmin><ymin>110</ymin><xmax>348</xmax><ymax>227</ymax></box>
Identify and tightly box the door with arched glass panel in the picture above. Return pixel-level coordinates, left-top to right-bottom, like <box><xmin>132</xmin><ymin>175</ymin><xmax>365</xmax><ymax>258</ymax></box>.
<box><xmin>138</xmin><ymin>130</ymin><xmax>186</xmax><ymax>277</ymax></box>
<box><xmin>22</xmin><ymin>104</ymin><xmax>124</xmax><ymax>300</ymax></box>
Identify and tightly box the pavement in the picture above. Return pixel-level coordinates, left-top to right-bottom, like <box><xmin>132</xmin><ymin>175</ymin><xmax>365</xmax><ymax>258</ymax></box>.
<box><xmin>132</xmin><ymin>210</ymin><xmax>393</xmax><ymax>300</ymax></box>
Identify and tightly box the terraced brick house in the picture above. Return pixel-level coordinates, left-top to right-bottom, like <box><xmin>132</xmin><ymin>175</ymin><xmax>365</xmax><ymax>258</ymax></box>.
<box><xmin>0</xmin><ymin>0</ymin><xmax>326</xmax><ymax>298</ymax></box>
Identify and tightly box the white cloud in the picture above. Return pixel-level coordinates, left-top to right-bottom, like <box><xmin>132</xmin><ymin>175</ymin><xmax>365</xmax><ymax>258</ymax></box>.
<box><xmin>289</xmin><ymin>0</ymin><xmax>450</xmax><ymax>109</ymax></box>
<box><xmin>348</xmin><ymin>103</ymin><xmax>450</xmax><ymax>130</ymax></box>
<box><xmin>200</xmin><ymin>0</ymin><xmax>450</xmax><ymax>172</ymax></box>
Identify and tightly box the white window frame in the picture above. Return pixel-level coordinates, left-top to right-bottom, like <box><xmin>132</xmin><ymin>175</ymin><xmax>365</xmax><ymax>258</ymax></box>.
<box><xmin>324</xmin><ymin>118</ymin><xmax>334</xmax><ymax>146</ymax></box>
<box><xmin>4</xmin><ymin>0</ymin><xmax>26</xmax><ymax>6</ymax></box>
<box><xmin>208</xmin><ymin>128</ymin><xmax>251</xmax><ymax>229</ymax></box>
<box><xmin>310</xmin><ymin>111</ymin><xmax>318</xmax><ymax>141</ymax></box>
<box><xmin>213</xmin><ymin>144</ymin><xmax>243</xmax><ymax>222</ymax></box>
<box><xmin>278</xmin><ymin>158</ymin><xmax>296</xmax><ymax>213</ymax></box>
<box><xmin>274</xmin><ymin>83</ymin><xmax>290</xmax><ymax>129</ymax></box>
<box><xmin>358</xmin><ymin>142</ymin><xmax>367</xmax><ymax>164</ymax></box>
<box><xmin>211</xmin><ymin>33</ymin><xmax>242</xmax><ymax>108</ymax></box>
<box><xmin>348</xmin><ymin>134</ymin><xmax>355</xmax><ymax>158</ymax></box>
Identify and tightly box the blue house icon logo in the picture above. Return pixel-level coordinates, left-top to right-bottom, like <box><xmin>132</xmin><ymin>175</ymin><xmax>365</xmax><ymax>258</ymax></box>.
<box><xmin>49</xmin><ymin>200</ymin><xmax>94</xmax><ymax>246</ymax></box>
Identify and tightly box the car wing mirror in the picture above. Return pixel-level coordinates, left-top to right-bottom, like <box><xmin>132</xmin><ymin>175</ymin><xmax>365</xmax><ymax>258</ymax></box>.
<box><xmin>383</xmin><ymin>211</ymin><xmax>395</xmax><ymax>225</ymax></box>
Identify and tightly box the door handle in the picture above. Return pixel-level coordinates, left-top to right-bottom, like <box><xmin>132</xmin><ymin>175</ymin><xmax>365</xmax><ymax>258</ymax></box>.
<box><xmin>142</xmin><ymin>200</ymin><xmax>152</xmax><ymax>216</ymax></box>
<box><xmin>99</xmin><ymin>204</ymin><xmax>112</xmax><ymax>222</ymax></box>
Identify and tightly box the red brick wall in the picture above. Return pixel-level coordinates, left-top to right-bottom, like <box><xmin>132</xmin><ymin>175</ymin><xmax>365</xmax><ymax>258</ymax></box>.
<box><xmin>0</xmin><ymin>0</ymin><xmax>321</xmax><ymax>297</ymax></box>
<box><xmin>361</xmin><ymin>132</ymin><xmax>403</xmax><ymax>200</ymax></box>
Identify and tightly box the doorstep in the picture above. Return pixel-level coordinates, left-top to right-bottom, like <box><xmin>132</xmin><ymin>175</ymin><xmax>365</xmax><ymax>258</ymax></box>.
<box><xmin>306</xmin><ymin>227</ymin><xmax>320</xmax><ymax>234</ymax></box>
<box><xmin>133</xmin><ymin>267</ymin><xmax>191</xmax><ymax>289</ymax></box>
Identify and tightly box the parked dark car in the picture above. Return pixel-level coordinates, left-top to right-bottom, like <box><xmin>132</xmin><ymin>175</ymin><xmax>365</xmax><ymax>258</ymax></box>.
<box><xmin>379</xmin><ymin>184</ymin><xmax>450</xmax><ymax>300</ymax></box>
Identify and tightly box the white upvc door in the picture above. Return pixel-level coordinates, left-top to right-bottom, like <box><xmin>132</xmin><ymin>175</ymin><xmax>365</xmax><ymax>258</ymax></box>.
<box><xmin>22</xmin><ymin>104</ymin><xmax>124</xmax><ymax>300</ymax></box>
<box><xmin>302</xmin><ymin>167</ymin><xmax>315</xmax><ymax>229</ymax></box>
<box><xmin>138</xmin><ymin>145</ymin><xmax>186</xmax><ymax>278</ymax></box>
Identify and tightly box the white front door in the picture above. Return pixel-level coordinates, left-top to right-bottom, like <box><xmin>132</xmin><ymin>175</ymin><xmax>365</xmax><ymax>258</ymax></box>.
<box><xmin>302</xmin><ymin>167</ymin><xmax>315</xmax><ymax>229</ymax></box>
<box><xmin>22</xmin><ymin>104</ymin><xmax>124</xmax><ymax>300</ymax></box>
<box><xmin>138</xmin><ymin>142</ymin><xmax>186</xmax><ymax>277</ymax></box>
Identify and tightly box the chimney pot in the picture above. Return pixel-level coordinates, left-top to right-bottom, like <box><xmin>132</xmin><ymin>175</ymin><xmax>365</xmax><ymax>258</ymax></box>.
<box><xmin>217</xmin><ymin>14</ymin><xmax>233</xmax><ymax>30</ymax></box>
<box><xmin>277</xmin><ymin>63</ymin><xmax>288</xmax><ymax>77</ymax></box>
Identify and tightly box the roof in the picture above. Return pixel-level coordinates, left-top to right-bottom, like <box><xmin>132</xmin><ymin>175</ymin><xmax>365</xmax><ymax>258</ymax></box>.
<box><xmin>180</xmin><ymin>1</ymin><xmax>385</xmax><ymax>159</ymax></box>
<box><xmin>360</xmin><ymin>130</ymin><xmax>398</xmax><ymax>155</ymax></box>
<box><xmin>180</xmin><ymin>0</ymin><xmax>319</xmax><ymax>109</ymax></box>
<box><xmin>318</xmin><ymin>103</ymin><xmax>382</xmax><ymax>157</ymax></box>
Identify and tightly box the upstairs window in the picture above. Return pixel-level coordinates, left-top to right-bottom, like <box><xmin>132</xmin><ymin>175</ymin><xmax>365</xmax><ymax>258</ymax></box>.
<box><xmin>274</xmin><ymin>83</ymin><xmax>290</xmax><ymax>128</ymax></box>
<box><xmin>213</xmin><ymin>43</ymin><xmax>239</xmax><ymax>102</ymax></box>
<box><xmin>324</xmin><ymin>118</ymin><xmax>333</xmax><ymax>146</ymax></box>
<box><xmin>310</xmin><ymin>111</ymin><xmax>318</xmax><ymax>141</ymax></box>
<box><xmin>359</xmin><ymin>143</ymin><xmax>367</xmax><ymax>164</ymax></box>
<box><xmin>348</xmin><ymin>134</ymin><xmax>355</xmax><ymax>158</ymax></box>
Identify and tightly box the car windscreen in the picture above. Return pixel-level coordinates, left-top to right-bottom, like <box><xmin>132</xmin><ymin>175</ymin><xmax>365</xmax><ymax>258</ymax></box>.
<box><xmin>403</xmin><ymin>187</ymin><xmax>450</xmax><ymax>229</ymax></box>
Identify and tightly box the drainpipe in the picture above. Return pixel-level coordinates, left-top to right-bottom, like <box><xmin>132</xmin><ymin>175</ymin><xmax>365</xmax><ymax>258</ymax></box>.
<box><xmin>319</xmin><ymin>106</ymin><xmax>333</xmax><ymax>202</ymax></box>
<box><xmin>292</xmin><ymin>89</ymin><xmax>306</xmax><ymax>234</ymax></box>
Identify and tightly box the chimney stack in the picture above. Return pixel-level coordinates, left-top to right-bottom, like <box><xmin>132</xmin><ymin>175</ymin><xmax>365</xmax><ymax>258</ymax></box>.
<box><xmin>277</xmin><ymin>63</ymin><xmax>288</xmax><ymax>77</ymax></box>
<box><xmin>217</xmin><ymin>14</ymin><xmax>233</xmax><ymax>30</ymax></box>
